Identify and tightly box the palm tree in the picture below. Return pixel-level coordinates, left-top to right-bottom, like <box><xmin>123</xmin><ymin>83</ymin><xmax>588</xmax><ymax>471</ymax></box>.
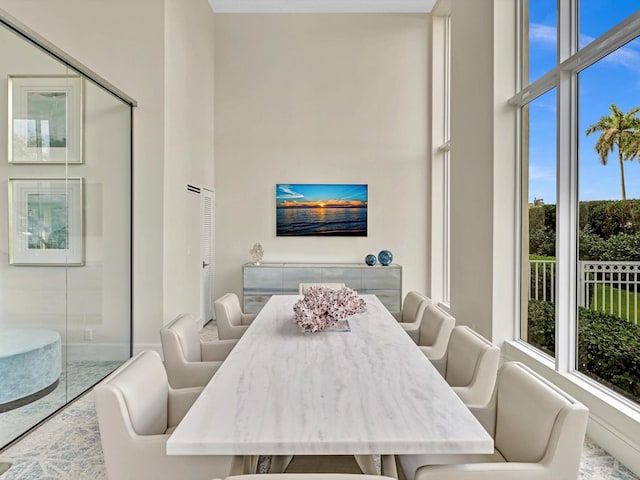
<box><xmin>585</xmin><ymin>104</ymin><xmax>640</xmax><ymax>201</ymax></box>
<box><xmin>622</xmin><ymin>130</ymin><xmax>640</xmax><ymax>163</ymax></box>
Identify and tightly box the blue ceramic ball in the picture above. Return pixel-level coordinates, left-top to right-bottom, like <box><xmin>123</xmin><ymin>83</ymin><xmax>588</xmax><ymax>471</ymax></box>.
<box><xmin>365</xmin><ymin>254</ymin><xmax>377</xmax><ymax>266</ymax></box>
<box><xmin>378</xmin><ymin>250</ymin><xmax>393</xmax><ymax>266</ymax></box>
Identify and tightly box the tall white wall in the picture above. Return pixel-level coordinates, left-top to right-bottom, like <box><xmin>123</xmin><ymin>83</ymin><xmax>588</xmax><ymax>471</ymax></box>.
<box><xmin>449</xmin><ymin>0</ymin><xmax>494</xmax><ymax>339</ymax></box>
<box><xmin>0</xmin><ymin>0</ymin><xmax>216</xmax><ymax>348</ymax></box>
<box><xmin>448</xmin><ymin>0</ymin><xmax>517</xmax><ymax>343</ymax></box>
<box><xmin>214</xmin><ymin>14</ymin><xmax>430</xmax><ymax>302</ymax></box>
<box><xmin>163</xmin><ymin>0</ymin><xmax>216</xmax><ymax>325</ymax></box>
<box><xmin>450</xmin><ymin>0</ymin><xmax>518</xmax><ymax>343</ymax></box>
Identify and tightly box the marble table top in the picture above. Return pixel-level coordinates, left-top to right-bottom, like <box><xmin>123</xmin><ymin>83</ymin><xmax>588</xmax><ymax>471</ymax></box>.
<box><xmin>167</xmin><ymin>295</ymin><xmax>493</xmax><ymax>456</ymax></box>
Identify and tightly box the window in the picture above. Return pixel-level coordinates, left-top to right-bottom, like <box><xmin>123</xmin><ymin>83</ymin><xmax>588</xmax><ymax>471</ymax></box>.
<box><xmin>517</xmin><ymin>2</ymin><xmax>640</xmax><ymax>404</ymax></box>
<box><xmin>522</xmin><ymin>88</ymin><xmax>557</xmax><ymax>358</ymax></box>
<box><xmin>579</xmin><ymin>1</ymin><xmax>640</xmax><ymax>49</ymax></box>
<box><xmin>524</xmin><ymin>0</ymin><xmax>557</xmax><ymax>85</ymax></box>
<box><xmin>431</xmin><ymin>12</ymin><xmax>451</xmax><ymax>306</ymax></box>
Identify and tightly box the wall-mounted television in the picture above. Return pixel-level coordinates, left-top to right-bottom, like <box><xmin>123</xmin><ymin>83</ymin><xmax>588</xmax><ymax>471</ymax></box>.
<box><xmin>276</xmin><ymin>184</ymin><xmax>368</xmax><ymax>237</ymax></box>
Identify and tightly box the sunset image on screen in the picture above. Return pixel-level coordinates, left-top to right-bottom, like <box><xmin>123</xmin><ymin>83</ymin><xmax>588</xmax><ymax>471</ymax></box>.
<box><xmin>276</xmin><ymin>184</ymin><xmax>367</xmax><ymax>236</ymax></box>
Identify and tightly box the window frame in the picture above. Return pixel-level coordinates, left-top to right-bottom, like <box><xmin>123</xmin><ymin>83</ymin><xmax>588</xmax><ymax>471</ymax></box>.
<box><xmin>514</xmin><ymin>1</ymin><xmax>640</xmax><ymax>403</ymax></box>
<box><xmin>431</xmin><ymin>9</ymin><xmax>451</xmax><ymax>307</ymax></box>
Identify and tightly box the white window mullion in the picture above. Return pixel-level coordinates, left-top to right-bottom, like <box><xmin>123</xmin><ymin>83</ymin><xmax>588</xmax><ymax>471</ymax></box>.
<box><xmin>555</xmin><ymin>0</ymin><xmax>578</xmax><ymax>374</ymax></box>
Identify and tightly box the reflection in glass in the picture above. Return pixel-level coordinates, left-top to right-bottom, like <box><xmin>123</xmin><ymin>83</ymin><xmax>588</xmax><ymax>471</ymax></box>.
<box><xmin>0</xmin><ymin>20</ymin><xmax>132</xmax><ymax>447</ymax></box>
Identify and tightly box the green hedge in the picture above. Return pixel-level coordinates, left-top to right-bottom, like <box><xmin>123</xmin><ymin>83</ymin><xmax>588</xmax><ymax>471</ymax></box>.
<box><xmin>529</xmin><ymin>201</ymin><xmax>640</xmax><ymax>260</ymax></box>
<box><xmin>527</xmin><ymin>300</ymin><xmax>640</xmax><ymax>401</ymax></box>
<box><xmin>579</xmin><ymin>199</ymin><xmax>640</xmax><ymax>237</ymax></box>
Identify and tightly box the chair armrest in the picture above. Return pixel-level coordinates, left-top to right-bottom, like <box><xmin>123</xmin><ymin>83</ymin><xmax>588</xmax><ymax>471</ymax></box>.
<box><xmin>201</xmin><ymin>339</ymin><xmax>238</xmax><ymax>361</ymax></box>
<box><xmin>167</xmin><ymin>386</ymin><xmax>203</xmax><ymax>426</ymax></box>
<box><xmin>428</xmin><ymin>347</ymin><xmax>447</xmax><ymax>378</ymax></box>
<box><xmin>241</xmin><ymin>313</ymin><xmax>257</xmax><ymax>325</ymax></box>
<box><xmin>401</xmin><ymin>323</ymin><xmax>420</xmax><ymax>344</ymax></box>
<box><xmin>415</xmin><ymin>462</ymin><xmax>547</xmax><ymax>480</ymax></box>
<box><xmin>235</xmin><ymin>324</ymin><xmax>250</xmax><ymax>335</ymax></box>
<box><xmin>467</xmin><ymin>403</ymin><xmax>496</xmax><ymax>437</ymax></box>
<box><xmin>176</xmin><ymin>360</ymin><xmax>222</xmax><ymax>389</ymax></box>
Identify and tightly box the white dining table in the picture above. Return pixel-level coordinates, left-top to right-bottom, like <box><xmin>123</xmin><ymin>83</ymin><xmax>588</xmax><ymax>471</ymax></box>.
<box><xmin>167</xmin><ymin>294</ymin><xmax>493</xmax><ymax>456</ymax></box>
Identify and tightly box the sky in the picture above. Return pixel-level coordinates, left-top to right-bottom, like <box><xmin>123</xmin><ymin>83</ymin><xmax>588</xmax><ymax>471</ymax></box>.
<box><xmin>275</xmin><ymin>184</ymin><xmax>368</xmax><ymax>207</ymax></box>
<box><xmin>528</xmin><ymin>1</ymin><xmax>640</xmax><ymax>204</ymax></box>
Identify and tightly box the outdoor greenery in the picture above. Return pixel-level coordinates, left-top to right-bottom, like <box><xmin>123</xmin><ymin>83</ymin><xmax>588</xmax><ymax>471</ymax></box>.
<box><xmin>529</xmin><ymin>103</ymin><xmax>640</xmax><ymax>258</ymax></box>
<box><xmin>529</xmin><ymin>200</ymin><xmax>640</xmax><ymax>261</ymax></box>
<box><xmin>526</xmin><ymin>103</ymin><xmax>640</xmax><ymax>401</ymax></box>
<box><xmin>527</xmin><ymin>300</ymin><xmax>640</xmax><ymax>401</ymax></box>
<box><xmin>591</xmin><ymin>284</ymin><xmax>639</xmax><ymax>323</ymax></box>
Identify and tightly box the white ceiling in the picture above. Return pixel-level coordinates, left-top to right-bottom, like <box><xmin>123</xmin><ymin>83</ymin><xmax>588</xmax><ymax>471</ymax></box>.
<box><xmin>209</xmin><ymin>0</ymin><xmax>437</xmax><ymax>13</ymax></box>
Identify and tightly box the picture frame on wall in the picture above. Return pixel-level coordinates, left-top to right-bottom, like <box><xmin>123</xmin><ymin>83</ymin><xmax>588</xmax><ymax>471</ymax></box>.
<box><xmin>276</xmin><ymin>184</ymin><xmax>368</xmax><ymax>236</ymax></box>
<box><xmin>8</xmin><ymin>177</ymin><xmax>84</xmax><ymax>265</ymax></box>
<box><xmin>8</xmin><ymin>75</ymin><xmax>83</xmax><ymax>164</ymax></box>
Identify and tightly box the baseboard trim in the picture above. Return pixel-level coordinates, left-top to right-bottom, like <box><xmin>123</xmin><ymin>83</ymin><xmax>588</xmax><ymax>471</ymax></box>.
<box><xmin>65</xmin><ymin>343</ymin><xmax>129</xmax><ymax>362</ymax></box>
<box><xmin>63</xmin><ymin>343</ymin><xmax>163</xmax><ymax>361</ymax></box>
<box><xmin>132</xmin><ymin>343</ymin><xmax>163</xmax><ymax>358</ymax></box>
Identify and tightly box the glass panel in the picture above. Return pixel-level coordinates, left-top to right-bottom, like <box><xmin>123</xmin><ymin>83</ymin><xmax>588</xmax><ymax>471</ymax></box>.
<box><xmin>579</xmin><ymin>1</ymin><xmax>640</xmax><ymax>49</ymax></box>
<box><xmin>524</xmin><ymin>0</ymin><xmax>557</xmax><ymax>85</ymax></box>
<box><xmin>65</xmin><ymin>78</ymin><xmax>131</xmax><ymax>399</ymax></box>
<box><xmin>578</xmin><ymin>42</ymin><xmax>640</xmax><ymax>403</ymax></box>
<box><xmin>0</xmin><ymin>19</ymin><xmax>132</xmax><ymax>447</ymax></box>
<box><xmin>522</xmin><ymin>88</ymin><xmax>557</xmax><ymax>357</ymax></box>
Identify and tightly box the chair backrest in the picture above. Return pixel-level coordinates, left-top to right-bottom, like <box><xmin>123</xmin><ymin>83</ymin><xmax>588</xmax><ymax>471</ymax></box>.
<box><xmin>445</xmin><ymin>326</ymin><xmax>500</xmax><ymax>404</ymax></box>
<box><xmin>418</xmin><ymin>304</ymin><xmax>455</xmax><ymax>347</ymax></box>
<box><xmin>215</xmin><ymin>293</ymin><xmax>243</xmax><ymax>328</ymax></box>
<box><xmin>401</xmin><ymin>291</ymin><xmax>430</xmax><ymax>324</ymax></box>
<box><xmin>299</xmin><ymin>283</ymin><xmax>346</xmax><ymax>294</ymax></box>
<box><xmin>161</xmin><ymin>313</ymin><xmax>202</xmax><ymax>363</ymax></box>
<box><xmin>96</xmin><ymin>350</ymin><xmax>169</xmax><ymax>436</ymax></box>
<box><xmin>495</xmin><ymin>362</ymin><xmax>588</xmax><ymax>470</ymax></box>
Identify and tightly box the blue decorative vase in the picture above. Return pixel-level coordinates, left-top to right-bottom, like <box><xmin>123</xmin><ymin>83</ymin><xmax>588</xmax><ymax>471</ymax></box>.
<box><xmin>365</xmin><ymin>254</ymin><xmax>377</xmax><ymax>266</ymax></box>
<box><xmin>378</xmin><ymin>250</ymin><xmax>393</xmax><ymax>266</ymax></box>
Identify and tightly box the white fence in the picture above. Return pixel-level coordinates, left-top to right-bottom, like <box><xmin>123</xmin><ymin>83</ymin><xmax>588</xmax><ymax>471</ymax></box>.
<box><xmin>528</xmin><ymin>260</ymin><xmax>640</xmax><ymax>325</ymax></box>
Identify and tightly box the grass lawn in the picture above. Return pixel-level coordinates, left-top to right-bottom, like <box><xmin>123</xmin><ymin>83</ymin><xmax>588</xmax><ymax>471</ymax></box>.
<box><xmin>589</xmin><ymin>284</ymin><xmax>639</xmax><ymax>323</ymax></box>
<box><xmin>529</xmin><ymin>255</ymin><xmax>556</xmax><ymax>261</ymax></box>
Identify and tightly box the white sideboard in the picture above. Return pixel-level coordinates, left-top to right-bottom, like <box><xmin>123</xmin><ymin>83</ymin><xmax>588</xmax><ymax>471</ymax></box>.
<box><xmin>242</xmin><ymin>263</ymin><xmax>402</xmax><ymax>314</ymax></box>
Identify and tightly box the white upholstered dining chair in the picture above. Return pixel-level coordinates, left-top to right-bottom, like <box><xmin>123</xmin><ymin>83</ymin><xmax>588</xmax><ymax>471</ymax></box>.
<box><xmin>392</xmin><ymin>291</ymin><xmax>431</xmax><ymax>343</ymax></box>
<box><xmin>417</xmin><ymin>304</ymin><xmax>456</xmax><ymax>375</ymax></box>
<box><xmin>220</xmin><ymin>475</ymin><xmax>398</xmax><ymax>480</ymax></box>
<box><xmin>214</xmin><ymin>293</ymin><xmax>257</xmax><ymax>340</ymax></box>
<box><xmin>298</xmin><ymin>283</ymin><xmax>346</xmax><ymax>294</ymax></box>
<box><xmin>396</xmin><ymin>362</ymin><xmax>589</xmax><ymax>480</ymax></box>
<box><xmin>160</xmin><ymin>313</ymin><xmax>238</xmax><ymax>388</ymax></box>
<box><xmin>95</xmin><ymin>350</ymin><xmax>245</xmax><ymax>480</ymax></box>
<box><xmin>443</xmin><ymin>326</ymin><xmax>500</xmax><ymax>406</ymax></box>
<box><xmin>270</xmin><ymin>454</ymin><xmax>380</xmax><ymax>477</ymax></box>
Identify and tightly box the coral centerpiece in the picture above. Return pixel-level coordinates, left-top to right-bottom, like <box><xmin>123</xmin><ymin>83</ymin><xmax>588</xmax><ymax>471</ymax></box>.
<box><xmin>293</xmin><ymin>286</ymin><xmax>367</xmax><ymax>332</ymax></box>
